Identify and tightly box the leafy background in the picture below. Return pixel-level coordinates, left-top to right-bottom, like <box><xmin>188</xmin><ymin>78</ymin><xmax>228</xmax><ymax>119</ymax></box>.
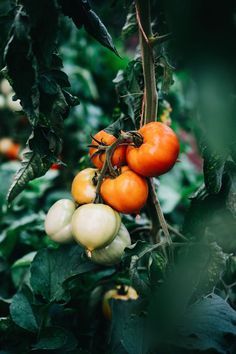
<box><xmin>0</xmin><ymin>0</ymin><xmax>236</xmax><ymax>353</ymax></box>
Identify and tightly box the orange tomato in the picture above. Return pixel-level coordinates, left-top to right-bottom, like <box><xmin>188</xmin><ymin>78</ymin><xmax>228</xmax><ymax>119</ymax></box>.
<box><xmin>71</xmin><ymin>168</ymin><xmax>98</xmax><ymax>204</ymax></box>
<box><xmin>100</xmin><ymin>166</ymin><xmax>148</xmax><ymax>214</ymax></box>
<box><xmin>126</xmin><ymin>122</ymin><xmax>180</xmax><ymax>177</ymax></box>
<box><xmin>89</xmin><ymin>130</ymin><xmax>127</xmax><ymax>169</ymax></box>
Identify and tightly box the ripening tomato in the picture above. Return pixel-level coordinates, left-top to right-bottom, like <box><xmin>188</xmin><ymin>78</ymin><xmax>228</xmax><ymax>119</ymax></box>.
<box><xmin>102</xmin><ymin>285</ymin><xmax>138</xmax><ymax>319</ymax></box>
<box><xmin>87</xmin><ymin>223</ymin><xmax>131</xmax><ymax>266</ymax></box>
<box><xmin>100</xmin><ymin>166</ymin><xmax>148</xmax><ymax>214</ymax></box>
<box><xmin>126</xmin><ymin>122</ymin><xmax>180</xmax><ymax>177</ymax></box>
<box><xmin>71</xmin><ymin>203</ymin><xmax>121</xmax><ymax>251</ymax></box>
<box><xmin>44</xmin><ymin>199</ymin><xmax>76</xmax><ymax>243</ymax></box>
<box><xmin>0</xmin><ymin>138</ymin><xmax>20</xmax><ymax>160</ymax></box>
<box><xmin>71</xmin><ymin>168</ymin><xmax>98</xmax><ymax>204</ymax></box>
<box><xmin>89</xmin><ymin>130</ymin><xmax>126</xmax><ymax>169</ymax></box>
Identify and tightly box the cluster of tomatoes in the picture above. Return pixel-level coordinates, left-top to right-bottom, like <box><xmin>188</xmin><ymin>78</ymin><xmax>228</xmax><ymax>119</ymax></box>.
<box><xmin>45</xmin><ymin>121</ymin><xmax>179</xmax><ymax>267</ymax></box>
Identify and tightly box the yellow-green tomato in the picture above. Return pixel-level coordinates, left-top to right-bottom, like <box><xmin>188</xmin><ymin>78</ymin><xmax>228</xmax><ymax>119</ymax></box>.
<box><xmin>71</xmin><ymin>203</ymin><xmax>121</xmax><ymax>251</ymax></box>
<box><xmin>71</xmin><ymin>168</ymin><xmax>98</xmax><ymax>204</ymax></box>
<box><xmin>87</xmin><ymin>223</ymin><xmax>131</xmax><ymax>266</ymax></box>
<box><xmin>44</xmin><ymin>199</ymin><xmax>76</xmax><ymax>243</ymax></box>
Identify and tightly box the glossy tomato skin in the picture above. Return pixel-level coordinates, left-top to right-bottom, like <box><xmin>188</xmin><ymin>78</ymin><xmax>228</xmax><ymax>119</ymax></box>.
<box><xmin>88</xmin><ymin>223</ymin><xmax>131</xmax><ymax>266</ymax></box>
<box><xmin>71</xmin><ymin>168</ymin><xmax>98</xmax><ymax>204</ymax></box>
<box><xmin>100</xmin><ymin>166</ymin><xmax>148</xmax><ymax>214</ymax></box>
<box><xmin>126</xmin><ymin>122</ymin><xmax>180</xmax><ymax>177</ymax></box>
<box><xmin>102</xmin><ymin>286</ymin><xmax>138</xmax><ymax>319</ymax></box>
<box><xmin>44</xmin><ymin>199</ymin><xmax>76</xmax><ymax>243</ymax></box>
<box><xmin>89</xmin><ymin>130</ymin><xmax>127</xmax><ymax>169</ymax></box>
<box><xmin>71</xmin><ymin>203</ymin><xmax>121</xmax><ymax>251</ymax></box>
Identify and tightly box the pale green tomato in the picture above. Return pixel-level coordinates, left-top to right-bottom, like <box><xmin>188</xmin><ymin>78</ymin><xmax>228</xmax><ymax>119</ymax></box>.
<box><xmin>71</xmin><ymin>203</ymin><xmax>121</xmax><ymax>251</ymax></box>
<box><xmin>0</xmin><ymin>94</ymin><xmax>5</xmax><ymax>109</ymax></box>
<box><xmin>0</xmin><ymin>79</ymin><xmax>12</xmax><ymax>96</ymax></box>
<box><xmin>87</xmin><ymin>223</ymin><xmax>131</xmax><ymax>266</ymax></box>
<box><xmin>45</xmin><ymin>199</ymin><xmax>76</xmax><ymax>243</ymax></box>
<box><xmin>7</xmin><ymin>93</ymin><xmax>22</xmax><ymax>112</ymax></box>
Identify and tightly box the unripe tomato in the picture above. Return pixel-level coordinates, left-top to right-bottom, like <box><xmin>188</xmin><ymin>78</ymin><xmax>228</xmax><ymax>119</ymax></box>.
<box><xmin>45</xmin><ymin>199</ymin><xmax>76</xmax><ymax>243</ymax></box>
<box><xmin>87</xmin><ymin>223</ymin><xmax>131</xmax><ymax>266</ymax></box>
<box><xmin>89</xmin><ymin>130</ymin><xmax>126</xmax><ymax>169</ymax></box>
<box><xmin>102</xmin><ymin>285</ymin><xmax>138</xmax><ymax>319</ymax></box>
<box><xmin>100</xmin><ymin>166</ymin><xmax>148</xmax><ymax>214</ymax></box>
<box><xmin>7</xmin><ymin>93</ymin><xmax>22</xmax><ymax>112</ymax></box>
<box><xmin>0</xmin><ymin>138</ymin><xmax>20</xmax><ymax>160</ymax></box>
<box><xmin>126</xmin><ymin>122</ymin><xmax>180</xmax><ymax>177</ymax></box>
<box><xmin>0</xmin><ymin>94</ymin><xmax>5</xmax><ymax>109</ymax></box>
<box><xmin>71</xmin><ymin>168</ymin><xmax>98</xmax><ymax>204</ymax></box>
<box><xmin>71</xmin><ymin>203</ymin><xmax>121</xmax><ymax>251</ymax></box>
<box><xmin>0</xmin><ymin>79</ymin><xmax>12</xmax><ymax>95</ymax></box>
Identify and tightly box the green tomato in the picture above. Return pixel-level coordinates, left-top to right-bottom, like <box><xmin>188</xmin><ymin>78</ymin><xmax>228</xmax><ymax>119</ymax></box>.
<box><xmin>88</xmin><ymin>223</ymin><xmax>131</xmax><ymax>266</ymax></box>
<box><xmin>71</xmin><ymin>203</ymin><xmax>121</xmax><ymax>251</ymax></box>
<box><xmin>44</xmin><ymin>199</ymin><xmax>76</xmax><ymax>243</ymax></box>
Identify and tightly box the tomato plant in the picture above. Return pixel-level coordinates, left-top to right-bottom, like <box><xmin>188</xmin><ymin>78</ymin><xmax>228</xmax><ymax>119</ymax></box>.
<box><xmin>1</xmin><ymin>0</ymin><xmax>236</xmax><ymax>353</ymax></box>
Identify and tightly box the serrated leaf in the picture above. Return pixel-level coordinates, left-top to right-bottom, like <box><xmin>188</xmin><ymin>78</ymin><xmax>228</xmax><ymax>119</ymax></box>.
<box><xmin>21</xmin><ymin>0</ymin><xmax>60</xmax><ymax>68</ymax></box>
<box><xmin>122</xmin><ymin>4</ymin><xmax>137</xmax><ymax>39</ymax></box>
<box><xmin>175</xmin><ymin>295</ymin><xmax>236</xmax><ymax>353</ymax></box>
<box><xmin>4</xmin><ymin>6</ymin><xmax>39</xmax><ymax>125</ymax></box>
<box><xmin>7</xmin><ymin>130</ymin><xmax>55</xmax><ymax>203</ymax></box>
<box><xmin>60</xmin><ymin>0</ymin><xmax>119</xmax><ymax>56</ymax></box>
<box><xmin>113</xmin><ymin>59</ymin><xmax>143</xmax><ymax>129</ymax></box>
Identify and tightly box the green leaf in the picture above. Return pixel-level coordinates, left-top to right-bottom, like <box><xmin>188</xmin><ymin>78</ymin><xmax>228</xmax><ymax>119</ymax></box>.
<box><xmin>109</xmin><ymin>300</ymin><xmax>149</xmax><ymax>354</ymax></box>
<box><xmin>7</xmin><ymin>129</ymin><xmax>60</xmax><ymax>203</ymax></box>
<box><xmin>21</xmin><ymin>0</ymin><xmax>59</xmax><ymax>68</ymax></box>
<box><xmin>32</xmin><ymin>326</ymin><xmax>77</xmax><ymax>351</ymax></box>
<box><xmin>10</xmin><ymin>288</ymin><xmax>39</xmax><ymax>333</ymax></box>
<box><xmin>30</xmin><ymin>245</ymin><xmax>97</xmax><ymax>303</ymax></box>
<box><xmin>11</xmin><ymin>252</ymin><xmax>36</xmax><ymax>288</ymax></box>
<box><xmin>122</xmin><ymin>4</ymin><xmax>137</xmax><ymax>39</ymax></box>
<box><xmin>113</xmin><ymin>59</ymin><xmax>143</xmax><ymax>129</ymax></box>
<box><xmin>4</xmin><ymin>6</ymin><xmax>39</xmax><ymax>125</ymax></box>
<box><xmin>0</xmin><ymin>214</ymin><xmax>41</xmax><ymax>259</ymax></box>
<box><xmin>202</xmin><ymin>146</ymin><xmax>227</xmax><ymax>194</ymax></box>
<box><xmin>175</xmin><ymin>295</ymin><xmax>236</xmax><ymax>353</ymax></box>
<box><xmin>60</xmin><ymin>0</ymin><xmax>119</xmax><ymax>56</ymax></box>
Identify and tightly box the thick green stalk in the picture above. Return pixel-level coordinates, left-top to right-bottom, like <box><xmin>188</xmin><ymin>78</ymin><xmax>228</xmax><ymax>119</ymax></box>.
<box><xmin>135</xmin><ymin>0</ymin><xmax>157</xmax><ymax>123</ymax></box>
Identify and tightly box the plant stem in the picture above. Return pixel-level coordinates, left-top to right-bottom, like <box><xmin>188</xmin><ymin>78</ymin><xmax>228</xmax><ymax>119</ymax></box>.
<box><xmin>94</xmin><ymin>132</ymin><xmax>135</xmax><ymax>203</ymax></box>
<box><xmin>135</xmin><ymin>0</ymin><xmax>157</xmax><ymax>123</ymax></box>
<box><xmin>148</xmin><ymin>178</ymin><xmax>171</xmax><ymax>243</ymax></box>
<box><xmin>135</xmin><ymin>0</ymin><xmax>171</xmax><ymax>247</ymax></box>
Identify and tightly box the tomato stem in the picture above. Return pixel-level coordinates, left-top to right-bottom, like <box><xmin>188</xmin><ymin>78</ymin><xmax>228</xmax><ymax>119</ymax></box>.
<box><xmin>94</xmin><ymin>132</ymin><xmax>135</xmax><ymax>203</ymax></box>
<box><xmin>135</xmin><ymin>0</ymin><xmax>158</xmax><ymax>124</ymax></box>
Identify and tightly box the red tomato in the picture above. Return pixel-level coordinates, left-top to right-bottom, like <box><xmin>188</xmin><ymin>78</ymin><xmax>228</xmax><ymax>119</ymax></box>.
<box><xmin>126</xmin><ymin>122</ymin><xmax>180</xmax><ymax>177</ymax></box>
